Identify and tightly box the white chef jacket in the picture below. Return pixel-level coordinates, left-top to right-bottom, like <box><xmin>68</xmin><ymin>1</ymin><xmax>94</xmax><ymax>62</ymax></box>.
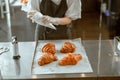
<box><xmin>23</xmin><ymin>0</ymin><xmax>82</xmax><ymax>20</ymax></box>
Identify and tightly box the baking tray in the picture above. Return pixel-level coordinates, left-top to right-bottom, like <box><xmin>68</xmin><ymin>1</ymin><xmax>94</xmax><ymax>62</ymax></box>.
<box><xmin>32</xmin><ymin>38</ymin><xmax>93</xmax><ymax>74</ymax></box>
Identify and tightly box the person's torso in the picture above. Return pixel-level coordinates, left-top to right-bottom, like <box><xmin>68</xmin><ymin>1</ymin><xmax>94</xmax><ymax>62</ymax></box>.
<box><xmin>40</xmin><ymin>0</ymin><xmax>68</xmax><ymax>17</ymax></box>
<box><xmin>38</xmin><ymin>0</ymin><xmax>72</xmax><ymax>40</ymax></box>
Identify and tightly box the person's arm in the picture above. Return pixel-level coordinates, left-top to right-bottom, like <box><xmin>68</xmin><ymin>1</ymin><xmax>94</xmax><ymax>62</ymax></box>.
<box><xmin>38</xmin><ymin>15</ymin><xmax>72</xmax><ymax>25</ymax></box>
<box><xmin>58</xmin><ymin>17</ymin><xmax>72</xmax><ymax>25</ymax></box>
<box><xmin>40</xmin><ymin>0</ymin><xmax>81</xmax><ymax>25</ymax></box>
<box><xmin>28</xmin><ymin>0</ymin><xmax>81</xmax><ymax>26</ymax></box>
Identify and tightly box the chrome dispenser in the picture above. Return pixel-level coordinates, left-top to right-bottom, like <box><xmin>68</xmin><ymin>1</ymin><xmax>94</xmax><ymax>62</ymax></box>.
<box><xmin>12</xmin><ymin>36</ymin><xmax>20</xmax><ymax>59</ymax></box>
<box><xmin>114</xmin><ymin>36</ymin><xmax>120</xmax><ymax>56</ymax></box>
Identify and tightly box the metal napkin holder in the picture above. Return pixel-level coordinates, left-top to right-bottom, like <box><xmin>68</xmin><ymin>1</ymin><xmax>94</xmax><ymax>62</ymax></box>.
<box><xmin>114</xmin><ymin>36</ymin><xmax>120</xmax><ymax>56</ymax></box>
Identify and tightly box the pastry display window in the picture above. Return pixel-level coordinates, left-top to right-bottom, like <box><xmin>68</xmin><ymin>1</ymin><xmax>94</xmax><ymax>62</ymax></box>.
<box><xmin>0</xmin><ymin>0</ymin><xmax>120</xmax><ymax>80</ymax></box>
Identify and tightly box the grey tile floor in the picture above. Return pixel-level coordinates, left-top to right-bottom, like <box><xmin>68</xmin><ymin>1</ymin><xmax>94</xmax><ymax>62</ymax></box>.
<box><xmin>0</xmin><ymin>18</ymin><xmax>9</xmax><ymax>42</ymax></box>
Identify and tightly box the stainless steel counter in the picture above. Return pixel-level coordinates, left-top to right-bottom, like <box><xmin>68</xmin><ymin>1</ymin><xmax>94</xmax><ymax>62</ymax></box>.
<box><xmin>99</xmin><ymin>40</ymin><xmax>120</xmax><ymax>77</ymax></box>
<box><xmin>0</xmin><ymin>40</ymin><xmax>120</xmax><ymax>79</ymax></box>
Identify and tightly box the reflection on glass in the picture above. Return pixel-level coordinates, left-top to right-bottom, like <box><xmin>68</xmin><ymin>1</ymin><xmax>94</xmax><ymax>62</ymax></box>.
<box><xmin>1</xmin><ymin>0</ymin><xmax>100</xmax><ymax>41</ymax></box>
<box><xmin>101</xmin><ymin>0</ymin><xmax>120</xmax><ymax>39</ymax></box>
<box><xmin>0</xmin><ymin>0</ymin><xmax>102</xmax><ymax>79</ymax></box>
<box><xmin>0</xmin><ymin>0</ymin><xmax>101</xmax><ymax>41</ymax></box>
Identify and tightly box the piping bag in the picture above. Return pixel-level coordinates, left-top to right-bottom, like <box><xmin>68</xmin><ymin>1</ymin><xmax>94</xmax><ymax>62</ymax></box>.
<box><xmin>21</xmin><ymin>3</ymin><xmax>56</xmax><ymax>30</ymax></box>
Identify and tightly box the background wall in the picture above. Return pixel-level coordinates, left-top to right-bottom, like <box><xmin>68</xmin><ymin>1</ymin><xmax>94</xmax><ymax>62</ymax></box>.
<box><xmin>81</xmin><ymin>0</ymin><xmax>100</xmax><ymax>12</ymax></box>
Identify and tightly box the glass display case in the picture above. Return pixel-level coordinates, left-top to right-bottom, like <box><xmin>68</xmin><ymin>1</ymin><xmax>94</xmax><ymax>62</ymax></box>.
<box><xmin>0</xmin><ymin>0</ymin><xmax>120</xmax><ymax>80</ymax></box>
<box><xmin>99</xmin><ymin>0</ymin><xmax>120</xmax><ymax>79</ymax></box>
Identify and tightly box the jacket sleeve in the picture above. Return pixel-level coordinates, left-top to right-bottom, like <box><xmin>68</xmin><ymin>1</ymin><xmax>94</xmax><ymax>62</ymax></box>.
<box><xmin>31</xmin><ymin>0</ymin><xmax>41</xmax><ymax>11</ymax></box>
<box><xmin>65</xmin><ymin>0</ymin><xmax>82</xmax><ymax>20</ymax></box>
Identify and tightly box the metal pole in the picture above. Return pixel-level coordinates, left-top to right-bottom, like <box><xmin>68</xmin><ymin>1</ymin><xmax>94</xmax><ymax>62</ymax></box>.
<box><xmin>35</xmin><ymin>24</ymin><xmax>39</xmax><ymax>41</ymax></box>
<box><xmin>0</xmin><ymin>0</ymin><xmax>5</xmax><ymax>19</ymax></box>
<box><xmin>0</xmin><ymin>69</ymin><xmax>3</xmax><ymax>80</ymax></box>
<box><xmin>97</xmin><ymin>0</ymin><xmax>103</xmax><ymax>78</ymax></box>
<box><xmin>5</xmin><ymin>0</ymin><xmax>12</xmax><ymax>42</ymax></box>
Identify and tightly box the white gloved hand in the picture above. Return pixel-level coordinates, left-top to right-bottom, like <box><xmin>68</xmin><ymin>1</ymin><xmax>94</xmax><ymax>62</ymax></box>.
<box><xmin>27</xmin><ymin>10</ymin><xmax>39</xmax><ymax>23</ymax></box>
<box><xmin>41</xmin><ymin>16</ymin><xmax>61</xmax><ymax>25</ymax></box>
<box><xmin>28</xmin><ymin>11</ymin><xmax>56</xmax><ymax>30</ymax></box>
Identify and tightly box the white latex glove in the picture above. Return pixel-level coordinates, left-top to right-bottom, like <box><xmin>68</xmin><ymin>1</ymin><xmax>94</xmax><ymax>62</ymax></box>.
<box><xmin>28</xmin><ymin>11</ymin><xmax>56</xmax><ymax>30</ymax></box>
<box><xmin>27</xmin><ymin>10</ymin><xmax>37</xmax><ymax>23</ymax></box>
<box><xmin>21</xmin><ymin>4</ymin><xmax>31</xmax><ymax>12</ymax></box>
<box><xmin>41</xmin><ymin>16</ymin><xmax>61</xmax><ymax>25</ymax></box>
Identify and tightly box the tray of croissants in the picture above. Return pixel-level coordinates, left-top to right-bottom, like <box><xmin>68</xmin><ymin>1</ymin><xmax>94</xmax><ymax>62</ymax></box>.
<box><xmin>32</xmin><ymin>38</ymin><xmax>93</xmax><ymax>74</ymax></box>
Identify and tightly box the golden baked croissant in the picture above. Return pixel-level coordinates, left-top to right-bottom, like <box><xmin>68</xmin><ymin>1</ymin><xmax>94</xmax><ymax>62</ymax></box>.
<box><xmin>58</xmin><ymin>53</ymin><xmax>82</xmax><ymax>66</ymax></box>
<box><xmin>38</xmin><ymin>53</ymin><xmax>57</xmax><ymax>66</ymax></box>
<box><xmin>42</xmin><ymin>42</ymin><xmax>56</xmax><ymax>55</ymax></box>
<box><xmin>20</xmin><ymin>0</ymin><xmax>28</xmax><ymax>4</ymax></box>
<box><xmin>60</xmin><ymin>42</ymin><xmax>76</xmax><ymax>53</ymax></box>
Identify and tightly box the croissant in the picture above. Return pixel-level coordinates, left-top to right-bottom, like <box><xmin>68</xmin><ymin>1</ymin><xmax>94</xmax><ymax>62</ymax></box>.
<box><xmin>42</xmin><ymin>42</ymin><xmax>56</xmax><ymax>55</ymax></box>
<box><xmin>38</xmin><ymin>53</ymin><xmax>57</xmax><ymax>66</ymax></box>
<box><xmin>20</xmin><ymin>0</ymin><xmax>28</xmax><ymax>4</ymax></box>
<box><xmin>60</xmin><ymin>42</ymin><xmax>76</xmax><ymax>53</ymax></box>
<box><xmin>58</xmin><ymin>53</ymin><xmax>82</xmax><ymax>66</ymax></box>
